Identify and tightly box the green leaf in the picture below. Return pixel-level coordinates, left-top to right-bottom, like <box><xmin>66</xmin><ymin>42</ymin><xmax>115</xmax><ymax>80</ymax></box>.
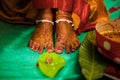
<box><xmin>79</xmin><ymin>31</ymin><xmax>107</xmax><ymax>80</ymax></box>
<box><xmin>38</xmin><ymin>52</ymin><xmax>66</xmax><ymax>78</ymax></box>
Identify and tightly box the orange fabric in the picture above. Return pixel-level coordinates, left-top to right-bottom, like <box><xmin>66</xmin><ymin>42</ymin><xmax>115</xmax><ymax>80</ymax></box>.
<box><xmin>76</xmin><ymin>0</ymin><xmax>109</xmax><ymax>35</ymax></box>
<box><xmin>72</xmin><ymin>13</ymin><xmax>81</xmax><ymax>30</ymax></box>
<box><xmin>88</xmin><ymin>0</ymin><xmax>109</xmax><ymax>24</ymax></box>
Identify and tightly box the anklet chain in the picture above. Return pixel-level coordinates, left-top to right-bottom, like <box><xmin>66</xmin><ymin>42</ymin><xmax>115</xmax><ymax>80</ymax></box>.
<box><xmin>36</xmin><ymin>19</ymin><xmax>74</xmax><ymax>26</ymax></box>
<box><xmin>36</xmin><ymin>20</ymin><xmax>54</xmax><ymax>25</ymax></box>
<box><xmin>55</xmin><ymin>19</ymin><xmax>74</xmax><ymax>26</ymax></box>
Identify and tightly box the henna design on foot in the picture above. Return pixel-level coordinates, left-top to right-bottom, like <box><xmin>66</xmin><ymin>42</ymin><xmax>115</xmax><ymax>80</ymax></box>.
<box><xmin>29</xmin><ymin>9</ymin><xmax>54</xmax><ymax>53</ymax></box>
<box><xmin>55</xmin><ymin>10</ymin><xmax>80</xmax><ymax>53</ymax></box>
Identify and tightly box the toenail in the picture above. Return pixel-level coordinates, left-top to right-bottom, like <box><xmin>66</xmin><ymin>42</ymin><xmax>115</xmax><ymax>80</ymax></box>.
<box><xmin>72</xmin><ymin>49</ymin><xmax>75</xmax><ymax>51</ymax></box>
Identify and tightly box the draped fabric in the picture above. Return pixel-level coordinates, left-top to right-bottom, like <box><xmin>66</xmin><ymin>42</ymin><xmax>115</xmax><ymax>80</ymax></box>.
<box><xmin>0</xmin><ymin>0</ymin><xmax>39</xmax><ymax>24</ymax></box>
<box><xmin>32</xmin><ymin>0</ymin><xmax>90</xmax><ymax>35</ymax></box>
<box><xmin>76</xmin><ymin>0</ymin><xmax>109</xmax><ymax>35</ymax></box>
<box><xmin>32</xmin><ymin>0</ymin><xmax>109</xmax><ymax>35</ymax></box>
<box><xmin>0</xmin><ymin>0</ymin><xmax>109</xmax><ymax>34</ymax></box>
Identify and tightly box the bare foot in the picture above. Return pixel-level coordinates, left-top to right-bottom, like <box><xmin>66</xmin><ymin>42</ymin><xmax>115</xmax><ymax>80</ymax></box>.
<box><xmin>55</xmin><ymin>10</ymin><xmax>80</xmax><ymax>53</ymax></box>
<box><xmin>29</xmin><ymin>9</ymin><xmax>54</xmax><ymax>53</ymax></box>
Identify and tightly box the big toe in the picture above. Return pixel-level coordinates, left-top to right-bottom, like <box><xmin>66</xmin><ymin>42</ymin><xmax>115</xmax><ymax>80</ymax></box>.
<box><xmin>55</xmin><ymin>45</ymin><xmax>63</xmax><ymax>53</ymax></box>
<box><xmin>46</xmin><ymin>44</ymin><xmax>54</xmax><ymax>52</ymax></box>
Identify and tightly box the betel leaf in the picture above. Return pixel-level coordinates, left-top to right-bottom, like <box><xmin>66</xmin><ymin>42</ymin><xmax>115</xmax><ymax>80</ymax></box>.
<box><xmin>38</xmin><ymin>52</ymin><xmax>66</xmax><ymax>78</ymax></box>
<box><xmin>79</xmin><ymin>31</ymin><xmax>107</xmax><ymax>80</ymax></box>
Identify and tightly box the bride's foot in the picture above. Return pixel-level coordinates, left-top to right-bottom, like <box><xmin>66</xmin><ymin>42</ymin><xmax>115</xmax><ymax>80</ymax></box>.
<box><xmin>55</xmin><ymin>10</ymin><xmax>80</xmax><ymax>53</ymax></box>
<box><xmin>29</xmin><ymin>9</ymin><xmax>54</xmax><ymax>53</ymax></box>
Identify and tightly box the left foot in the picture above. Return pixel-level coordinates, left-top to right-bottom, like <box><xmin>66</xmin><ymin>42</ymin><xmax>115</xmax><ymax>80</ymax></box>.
<box><xmin>55</xmin><ymin>10</ymin><xmax>80</xmax><ymax>53</ymax></box>
<box><xmin>29</xmin><ymin>9</ymin><xmax>54</xmax><ymax>53</ymax></box>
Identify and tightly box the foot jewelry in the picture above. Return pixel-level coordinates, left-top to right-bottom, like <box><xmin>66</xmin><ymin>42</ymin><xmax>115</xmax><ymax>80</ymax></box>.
<box><xmin>36</xmin><ymin>19</ymin><xmax>54</xmax><ymax>25</ymax></box>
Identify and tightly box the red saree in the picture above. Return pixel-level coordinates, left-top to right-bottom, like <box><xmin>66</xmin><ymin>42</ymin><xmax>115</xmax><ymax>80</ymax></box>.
<box><xmin>32</xmin><ymin>0</ymin><xmax>109</xmax><ymax>35</ymax></box>
<box><xmin>0</xmin><ymin>0</ymin><xmax>109</xmax><ymax>35</ymax></box>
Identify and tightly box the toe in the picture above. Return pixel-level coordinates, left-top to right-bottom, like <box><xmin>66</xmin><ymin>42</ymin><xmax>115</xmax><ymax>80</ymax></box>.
<box><xmin>38</xmin><ymin>43</ymin><xmax>44</xmax><ymax>53</ymax></box>
<box><xmin>55</xmin><ymin>45</ymin><xmax>63</xmax><ymax>53</ymax></box>
<box><xmin>29</xmin><ymin>40</ymin><xmax>38</xmax><ymax>51</ymax></box>
<box><xmin>70</xmin><ymin>42</ymin><xmax>76</xmax><ymax>52</ymax></box>
<box><xmin>30</xmin><ymin>42</ymin><xmax>36</xmax><ymax>50</ymax></box>
<box><xmin>76</xmin><ymin>40</ymin><xmax>80</xmax><ymax>48</ymax></box>
<box><xmin>55</xmin><ymin>40</ymin><xmax>64</xmax><ymax>53</ymax></box>
<box><xmin>31</xmin><ymin>45</ymin><xmax>35</xmax><ymax>50</ymax></box>
<box><xmin>34</xmin><ymin>44</ymin><xmax>39</xmax><ymax>51</ymax></box>
<box><xmin>71</xmin><ymin>39</ymin><xmax>80</xmax><ymax>49</ymax></box>
<box><xmin>38</xmin><ymin>47</ymin><xmax>44</xmax><ymax>53</ymax></box>
<box><xmin>46</xmin><ymin>43</ymin><xmax>54</xmax><ymax>52</ymax></box>
<box><xmin>65</xmin><ymin>42</ymin><xmax>71</xmax><ymax>53</ymax></box>
<box><xmin>28</xmin><ymin>40</ymin><xmax>33</xmax><ymax>48</ymax></box>
<box><xmin>30</xmin><ymin>41</ymin><xmax>39</xmax><ymax>51</ymax></box>
<box><xmin>55</xmin><ymin>48</ymin><xmax>63</xmax><ymax>53</ymax></box>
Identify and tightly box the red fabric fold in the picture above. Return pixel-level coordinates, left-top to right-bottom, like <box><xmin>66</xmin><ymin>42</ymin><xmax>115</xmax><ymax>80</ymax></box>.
<box><xmin>32</xmin><ymin>0</ymin><xmax>74</xmax><ymax>12</ymax></box>
<box><xmin>32</xmin><ymin>0</ymin><xmax>90</xmax><ymax>35</ymax></box>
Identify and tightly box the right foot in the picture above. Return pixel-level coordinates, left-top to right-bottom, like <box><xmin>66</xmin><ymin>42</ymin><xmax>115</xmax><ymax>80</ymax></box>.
<box><xmin>55</xmin><ymin>10</ymin><xmax>80</xmax><ymax>53</ymax></box>
<box><xmin>29</xmin><ymin>9</ymin><xmax>54</xmax><ymax>53</ymax></box>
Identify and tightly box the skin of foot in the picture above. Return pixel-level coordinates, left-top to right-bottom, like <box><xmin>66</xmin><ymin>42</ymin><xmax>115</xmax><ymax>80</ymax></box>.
<box><xmin>29</xmin><ymin>9</ymin><xmax>54</xmax><ymax>53</ymax></box>
<box><xmin>55</xmin><ymin>10</ymin><xmax>80</xmax><ymax>53</ymax></box>
<box><xmin>29</xmin><ymin>9</ymin><xmax>80</xmax><ymax>54</ymax></box>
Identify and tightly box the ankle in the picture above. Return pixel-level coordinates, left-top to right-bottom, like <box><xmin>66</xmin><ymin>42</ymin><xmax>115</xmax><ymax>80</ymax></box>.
<box><xmin>56</xmin><ymin>10</ymin><xmax>72</xmax><ymax>20</ymax></box>
<box><xmin>55</xmin><ymin>10</ymin><xmax>73</xmax><ymax>26</ymax></box>
<box><xmin>38</xmin><ymin>9</ymin><xmax>53</xmax><ymax>21</ymax></box>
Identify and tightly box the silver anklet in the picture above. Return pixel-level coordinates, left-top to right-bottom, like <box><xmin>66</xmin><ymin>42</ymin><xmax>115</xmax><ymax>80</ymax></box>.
<box><xmin>55</xmin><ymin>19</ymin><xmax>74</xmax><ymax>26</ymax></box>
<box><xmin>36</xmin><ymin>19</ymin><xmax>54</xmax><ymax>25</ymax></box>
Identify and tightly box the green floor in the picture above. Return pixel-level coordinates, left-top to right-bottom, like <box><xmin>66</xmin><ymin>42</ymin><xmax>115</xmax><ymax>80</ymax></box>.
<box><xmin>0</xmin><ymin>21</ymin><xmax>87</xmax><ymax>80</ymax></box>
<box><xmin>0</xmin><ymin>0</ymin><xmax>119</xmax><ymax>79</ymax></box>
